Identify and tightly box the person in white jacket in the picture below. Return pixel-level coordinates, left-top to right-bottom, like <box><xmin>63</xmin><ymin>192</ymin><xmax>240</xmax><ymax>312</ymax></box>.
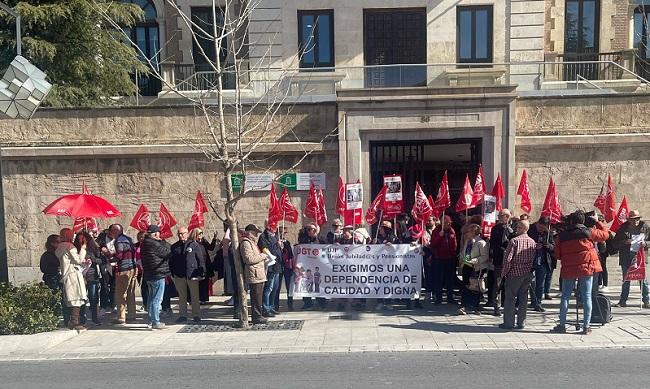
<box><xmin>458</xmin><ymin>224</ymin><xmax>490</xmax><ymax>315</ymax></box>
<box><xmin>55</xmin><ymin>228</ymin><xmax>88</xmax><ymax>331</ymax></box>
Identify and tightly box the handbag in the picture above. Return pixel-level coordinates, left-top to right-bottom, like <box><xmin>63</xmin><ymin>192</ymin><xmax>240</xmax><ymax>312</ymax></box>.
<box><xmin>468</xmin><ymin>269</ymin><xmax>487</xmax><ymax>293</ymax></box>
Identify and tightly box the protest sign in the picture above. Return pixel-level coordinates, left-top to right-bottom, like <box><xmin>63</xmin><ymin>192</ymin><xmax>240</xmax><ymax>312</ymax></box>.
<box><xmin>383</xmin><ymin>175</ymin><xmax>403</xmax><ymax>217</ymax></box>
<box><xmin>293</xmin><ymin>244</ymin><xmax>422</xmax><ymax>298</ymax></box>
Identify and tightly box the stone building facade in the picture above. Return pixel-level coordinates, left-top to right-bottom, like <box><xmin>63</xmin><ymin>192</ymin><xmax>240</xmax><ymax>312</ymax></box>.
<box><xmin>3</xmin><ymin>0</ymin><xmax>650</xmax><ymax>283</ymax></box>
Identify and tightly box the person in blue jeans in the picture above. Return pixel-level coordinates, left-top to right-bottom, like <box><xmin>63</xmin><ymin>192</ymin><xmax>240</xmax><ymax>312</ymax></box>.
<box><xmin>140</xmin><ymin>225</ymin><xmax>172</xmax><ymax>329</ymax></box>
<box><xmin>258</xmin><ymin>221</ymin><xmax>284</xmax><ymax>316</ymax></box>
<box><xmin>552</xmin><ymin>210</ymin><xmax>610</xmax><ymax>335</ymax></box>
<box><xmin>611</xmin><ymin>210</ymin><xmax>650</xmax><ymax>308</ymax></box>
<box><xmin>527</xmin><ymin>217</ymin><xmax>555</xmax><ymax>312</ymax></box>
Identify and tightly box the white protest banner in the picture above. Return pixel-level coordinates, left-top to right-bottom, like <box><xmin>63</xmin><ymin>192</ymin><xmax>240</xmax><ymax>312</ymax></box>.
<box><xmin>293</xmin><ymin>244</ymin><xmax>422</xmax><ymax>298</ymax></box>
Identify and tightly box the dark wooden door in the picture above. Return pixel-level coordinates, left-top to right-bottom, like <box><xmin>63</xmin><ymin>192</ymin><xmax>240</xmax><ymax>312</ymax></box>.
<box><xmin>364</xmin><ymin>9</ymin><xmax>427</xmax><ymax>88</ymax></box>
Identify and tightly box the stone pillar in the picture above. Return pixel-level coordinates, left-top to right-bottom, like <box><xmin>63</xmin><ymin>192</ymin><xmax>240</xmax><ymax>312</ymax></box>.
<box><xmin>620</xmin><ymin>49</ymin><xmax>637</xmax><ymax>79</ymax></box>
<box><xmin>543</xmin><ymin>52</ymin><xmax>559</xmax><ymax>81</ymax></box>
<box><xmin>160</xmin><ymin>61</ymin><xmax>176</xmax><ymax>91</ymax></box>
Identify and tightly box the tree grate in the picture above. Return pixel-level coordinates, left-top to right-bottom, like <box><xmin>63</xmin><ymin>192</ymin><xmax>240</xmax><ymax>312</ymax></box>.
<box><xmin>178</xmin><ymin>320</ymin><xmax>304</xmax><ymax>333</ymax></box>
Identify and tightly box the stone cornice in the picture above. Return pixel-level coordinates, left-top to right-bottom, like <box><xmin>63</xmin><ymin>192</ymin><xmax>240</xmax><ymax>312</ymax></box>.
<box><xmin>515</xmin><ymin>133</ymin><xmax>650</xmax><ymax>148</ymax></box>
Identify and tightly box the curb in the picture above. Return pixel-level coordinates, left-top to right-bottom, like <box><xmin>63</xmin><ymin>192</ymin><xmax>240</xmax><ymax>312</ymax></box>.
<box><xmin>0</xmin><ymin>328</ymin><xmax>81</xmax><ymax>357</ymax></box>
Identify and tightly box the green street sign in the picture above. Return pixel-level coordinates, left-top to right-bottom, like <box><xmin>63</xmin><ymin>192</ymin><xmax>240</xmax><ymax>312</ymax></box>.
<box><xmin>230</xmin><ymin>173</ymin><xmax>244</xmax><ymax>192</ymax></box>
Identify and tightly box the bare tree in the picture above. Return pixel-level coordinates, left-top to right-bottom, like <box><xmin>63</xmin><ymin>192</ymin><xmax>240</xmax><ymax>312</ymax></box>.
<box><xmin>99</xmin><ymin>0</ymin><xmax>338</xmax><ymax>328</ymax></box>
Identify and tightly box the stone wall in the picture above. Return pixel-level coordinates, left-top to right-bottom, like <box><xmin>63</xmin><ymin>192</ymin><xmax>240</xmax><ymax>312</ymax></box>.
<box><xmin>3</xmin><ymin>152</ymin><xmax>339</xmax><ymax>284</ymax></box>
<box><xmin>515</xmin><ymin>93</ymin><xmax>650</xmax><ymax>221</ymax></box>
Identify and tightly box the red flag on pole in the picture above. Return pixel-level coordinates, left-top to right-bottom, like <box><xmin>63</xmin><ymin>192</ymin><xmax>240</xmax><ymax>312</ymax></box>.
<box><xmin>433</xmin><ymin>170</ymin><xmax>451</xmax><ymax>214</ymax></box>
<box><xmin>624</xmin><ymin>248</ymin><xmax>646</xmax><ymax>281</ymax></box>
<box><xmin>365</xmin><ymin>185</ymin><xmax>388</xmax><ymax>225</ymax></box>
<box><xmin>129</xmin><ymin>204</ymin><xmax>150</xmax><ymax>232</ymax></box>
<box><xmin>455</xmin><ymin>174</ymin><xmax>475</xmax><ymax>213</ymax></box>
<box><xmin>594</xmin><ymin>183</ymin><xmax>606</xmax><ymax>214</ymax></box>
<box><xmin>187</xmin><ymin>213</ymin><xmax>204</xmax><ymax>231</ymax></box>
<box><xmin>517</xmin><ymin>169</ymin><xmax>532</xmax><ymax>214</ymax></box>
<box><xmin>304</xmin><ymin>182</ymin><xmax>320</xmax><ymax>222</ymax></box>
<box><xmin>194</xmin><ymin>191</ymin><xmax>209</xmax><ymax>214</ymax></box>
<box><xmin>541</xmin><ymin>178</ymin><xmax>563</xmax><ymax>224</ymax></box>
<box><xmin>158</xmin><ymin>203</ymin><xmax>177</xmax><ymax>239</ymax></box>
<box><xmin>267</xmin><ymin>182</ymin><xmax>282</xmax><ymax>227</ymax></box>
<box><xmin>316</xmin><ymin>188</ymin><xmax>328</xmax><ymax>226</ymax></box>
<box><xmin>336</xmin><ymin>176</ymin><xmax>346</xmax><ymax>216</ymax></box>
<box><xmin>610</xmin><ymin>196</ymin><xmax>629</xmax><ymax>233</ymax></box>
<box><xmin>412</xmin><ymin>182</ymin><xmax>433</xmax><ymax>222</ymax></box>
<box><xmin>491</xmin><ymin>173</ymin><xmax>505</xmax><ymax>212</ymax></box>
<box><xmin>604</xmin><ymin>174</ymin><xmax>616</xmax><ymax>223</ymax></box>
<box><xmin>279</xmin><ymin>187</ymin><xmax>299</xmax><ymax>223</ymax></box>
<box><xmin>427</xmin><ymin>195</ymin><xmax>439</xmax><ymax>217</ymax></box>
<box><xmin>470</xmin><ymin>165</ymin><xmax>486</xmax><ymax>207</ymax></box>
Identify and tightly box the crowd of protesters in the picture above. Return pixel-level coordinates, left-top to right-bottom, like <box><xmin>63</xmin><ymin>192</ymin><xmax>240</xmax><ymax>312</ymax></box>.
<box><xmin>40</xmin><ymin>207</ymin><xmax>649</xmax><ymax>334</ymax></box>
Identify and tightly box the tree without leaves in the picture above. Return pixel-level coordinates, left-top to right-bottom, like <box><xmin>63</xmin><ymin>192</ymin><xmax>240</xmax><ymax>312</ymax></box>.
<box><xmin>0</xmin><ymin>0</ymin><xmax>147</xmax><ymax>107</ymax></box>
<box><xmin>101</xmin><ymin>0</ymin><xmax>338</xmax><ymax>328</ymax></box>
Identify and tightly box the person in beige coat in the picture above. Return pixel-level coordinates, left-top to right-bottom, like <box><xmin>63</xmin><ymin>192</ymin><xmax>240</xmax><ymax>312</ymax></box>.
<box><xmin>458</xmin><ymin>223</ymin><xmax>490</xmax><ymax>315</ymax></box>
<box><xmin>55</xmin><ymin>228</ymin><xmax>88</xmax><ymax>330</ymax></box>
<box><xmin>239</xmin><ymin>224</ymin><xmax>268</xmax><ymax>324</ymax></box>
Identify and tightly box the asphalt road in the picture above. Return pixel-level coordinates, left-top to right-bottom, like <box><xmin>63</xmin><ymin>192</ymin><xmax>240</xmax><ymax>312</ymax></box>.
<box><xmin>1</xmin><ymin>349</ymin><xmax>646</xmax><ymax>389</ymax></box>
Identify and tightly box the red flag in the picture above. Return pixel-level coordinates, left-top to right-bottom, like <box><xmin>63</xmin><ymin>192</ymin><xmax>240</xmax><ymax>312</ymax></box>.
<box><xmin>343</xmin><ymin>208</ymin><xmax>363</xmax><ymax>226</ymax></box>
<box><xmin>336</xmin><ymin>176</ymin><xmax>346</xmax><ymax>216</ymax></box>
<box><xmin>365</xmin><ymin>185</ymin><xmax>388</xmax><ymax>225</ymax></box>
<box><xmin>594</xmin><ymin>183</ymin><xmax>606</xmax><ymax>214</ymax></box>
<box><xmin>455</xmin><ymin>174</ymin><xmax>475</xmax><ymax>213</ymax></box>
<box><xmin>317</xmin><ymin>188</ymin><xmax>328</xmax><ymax>226</ymax></box>
<box><xmin>304</xmin><ymin>183</ymin><xmax>320</xmax><ymax>222</ymax></box>
<box><xmin>434</xmin><ymin>171</ymin><xmax>451</xmax><ymax>214</ymax></box>
<box><xmin>610</xmin><ymin>196</ymin><xmax>629</xmax><ymax>233</ymax></box>
<box><xmin>604</xmin><ymin>174</ymin><xmax>616</xmax><ymax>223</ymax></box>
<box><xmin>194</xmin><ymin>191</ymin><xmax>209</xmax><ymax>214</ymax></box>
<box><xmin>279</xmin><ymin>187</ymin><xmax>299</xmax><ymax>223</ymax></box>
<box><xmin>158</xmin><ymin>203</ymin><xmax>177</xmax><ymax>239</ymax></box>
<box><xmin>624</xmin><ymin>248</ymin><xmax>646</xmax><ymax>281</ymax></box>
<box><xmin>427</xmin><ymin>195</ymin><xmax>439</xmax><ymax>218</ymax></box>
<box><xmin>541</xmin><ymin>178</ymin><xmax>563</xmax><ymax>224</ymax></box>
<box><xmin>470</xmin><ymin>165</ymin><xmax>486</xmax><ymax>207</ymax></box>
<box><xmin>267</xmin><ymin>182</ymin><xmax>282</xmax><ymax>226</ymax></box>
<box><xmin>72</xmin><ymin>217</ymin><xmax>97</xmax><ymax>233</ymax></box>
<box><xmin>187</xmin><ymin>212</ymin><xmax>204</xmax><ymax>231</ymax></box>
<box><xmin>491</xmin><ymin>173</ymin><xmax>505</xmax><ymax>212</ymax></box>
<box><xmin>412</xmin><ymin>182</ymin><xmax>433</xmax><ymax>222</ymax></box>
<box><xmin>517</xmin><ymin>169</ymin><xmax>532</xmax><ymax>214</ymax></box>
<box><xmin>129</xmin><ymin>204</ymin><xmax>150</xmax><ymax>232</ymax></box>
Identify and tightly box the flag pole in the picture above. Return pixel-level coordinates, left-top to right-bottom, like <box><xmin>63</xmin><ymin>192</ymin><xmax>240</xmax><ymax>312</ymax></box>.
<box><xmin>374</xmin><ymin>210</ymin><xmax>384</xmax><ymax>242</ymax></box>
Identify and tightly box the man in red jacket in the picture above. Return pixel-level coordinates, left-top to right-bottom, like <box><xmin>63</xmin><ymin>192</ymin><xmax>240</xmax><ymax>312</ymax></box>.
<box><xmin>552</xmin><ymin>210</ymin><xmax>610</xmax><ymax>335</ymax></box>
<box><xmin>430</xmin><ymin>215</ymin><xmax>458</xmax><ymax>305</ymax></box>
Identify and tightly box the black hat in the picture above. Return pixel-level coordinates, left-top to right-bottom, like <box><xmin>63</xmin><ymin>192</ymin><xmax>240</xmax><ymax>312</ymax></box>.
<box><xmin>244</xmin><ymin>224</ymin><xmax>263</xmax><ymax>233</ymax></box>
<box><xmin>147</xmin><ymin>225</ymin><xmax>161</xmax><ymax>233</ymax></box>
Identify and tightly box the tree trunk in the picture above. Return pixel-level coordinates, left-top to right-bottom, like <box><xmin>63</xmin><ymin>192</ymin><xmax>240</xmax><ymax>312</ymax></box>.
<box><xmin>227</xmin><ymin>218</ymin><xmax>250</xmax><ymax>328</ymax></box>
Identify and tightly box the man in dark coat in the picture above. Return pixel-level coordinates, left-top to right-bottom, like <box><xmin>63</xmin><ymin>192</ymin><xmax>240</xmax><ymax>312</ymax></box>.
<box><xmin>140</xmin><ymin>225</ymin><xmax>171</xmax><ymax>329</ymax></box>
<box><xmin>612</xmin><ymin>210</ymin><xmax>650</xmax><ymax>308</ymax></box>
<box><xmin>489</xmin><ymin>209</ymin><xmax>514</xmax><ymax>315</ymax></box>
<box><xmin>258</xmin><ymin>220</ymin><xmax>284</xmax><ymax>316</ymax></box>
<box><xmin>528</xmin><ymin>216</ymin><xmax>555</xmax><ymax>312</ymax></box>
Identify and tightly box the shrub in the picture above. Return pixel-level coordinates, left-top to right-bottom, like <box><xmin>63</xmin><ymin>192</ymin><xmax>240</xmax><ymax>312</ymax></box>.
<box><xmin>0</xmin><ymin>282</ymin><xmax>61</xmax><ymax>335</ymax></box>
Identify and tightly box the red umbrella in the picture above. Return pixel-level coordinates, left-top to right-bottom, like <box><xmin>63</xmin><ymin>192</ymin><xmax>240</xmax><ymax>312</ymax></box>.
<box><xmin>42</xmin><ymin>192</ymin><xmax>121</xmax><ymax>219</ymax></box>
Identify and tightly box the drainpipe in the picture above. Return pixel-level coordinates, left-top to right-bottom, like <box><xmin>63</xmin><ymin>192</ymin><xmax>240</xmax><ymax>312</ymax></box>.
<box><xmin>0</xmin><ymin>152</ymin><xmax>7</xmax><ymax>284</ymax></box>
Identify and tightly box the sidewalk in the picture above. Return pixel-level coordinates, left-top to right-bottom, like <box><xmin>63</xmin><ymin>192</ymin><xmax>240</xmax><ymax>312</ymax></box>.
<box><xmin>2</xmin><ymin>279</ymin><xmax>650</xmax><ymax>361</ymax></box>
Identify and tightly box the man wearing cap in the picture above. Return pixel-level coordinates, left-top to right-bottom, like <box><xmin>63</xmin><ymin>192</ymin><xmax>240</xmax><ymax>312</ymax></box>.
<box><xmin>140</xmin><ymin>225</ymin><xmax>172</xmax><ymax>329</ymax></box>
<box><xmin>375</xmin><ymin>221</ymin><xmax>397</xmax><ymax>244</ymax></box>
<box><xmin>612</xmin><ymin>210</ymin><xmax>650</xmax><ymax>308</ymax></box>
<box><xmin>240</xmin><ymin>224</ymin><xmax>268</xmax><ymax>324</ymax></box>
<box><xmin>327</xmin><ymin>219</ymin><xmax>344</xmax><ymax>244</ymax></box>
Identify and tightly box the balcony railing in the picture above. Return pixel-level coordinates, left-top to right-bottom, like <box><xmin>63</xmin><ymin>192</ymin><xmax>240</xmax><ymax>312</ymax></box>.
<box><xmin>151</xmin><ymin>50</ymin><xmax>649</xmax><ymax>101</ymax></box>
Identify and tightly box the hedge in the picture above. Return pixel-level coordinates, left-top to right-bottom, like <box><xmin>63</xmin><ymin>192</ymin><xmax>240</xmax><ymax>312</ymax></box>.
<box><xmin>0</xmin><ymin>282</ymin><xmax>61</xmax><ymax>335</ymax></box>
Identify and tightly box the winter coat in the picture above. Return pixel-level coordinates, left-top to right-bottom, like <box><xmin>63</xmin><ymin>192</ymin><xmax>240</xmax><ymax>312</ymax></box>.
<box><xmin>240</xmin><ymin>235</ymin><xmax>267</xmax><ymax>284</ymax></box>
<box><xmin>460</xmin><ymin>237</ymin><xmax>490</xmax><ymax>271</ymax></box>
<box><xmin>169</xmin><ymin>240</ymin><xmax>186</xmax><ymax>278</ymax></box>
<box><xmin>184</xmin><ymin>240</ymin><xmax>206</xmax><ymax>279</ymax></box>
<box><xmin>298</xmin><ymin>229</ymin><xmax>326</xmax><ymax>244</ymax></box>
<box><xmin>82</xmin><ymin>244</ymin><xmax>104</xmax><ymax>282</ymax></box>
<box><xmin>430</xmin><ymin>226</ymin><xmax>458</xmax><ymax>260</ymax></box>
<box><xmin>612</xmin><ymin>221</ymin><xmax>650</xmax><ymax>267</ymax></box>
<box><xmin>554</xmin><ymin>222</ymin><xmax>609</xmax><ymax>279</ymax></box>
<box><xmin>201</xmin><ymin>237</ymin><xmax>218</xmax><ymax>278</ymax></box>
<box><xmin>141</xmin><ymin>236</ymin><xmax>172</xmax><ymax>281</ymax></box>
<box><xmin>55</xmin><ymin>242</ymin><xmax>88</xmax><ymax>307</ymax></box>
<box><xmin>258</xmin><ymin>230</ymin><xmax>283</xmax><ymax>273</ymax></box>
<box><xmin>527</xmin><ymin>224</ymin><xmax>557</xmax><ymax>270</ymax></box>
<box><xmin>489</xmin><ymin>222</ymin><xmax>513</xmax><ymax>269</ymax></box>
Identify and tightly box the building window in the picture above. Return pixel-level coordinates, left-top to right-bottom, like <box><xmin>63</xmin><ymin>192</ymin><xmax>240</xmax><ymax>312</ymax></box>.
<box><xmin>634</xmin><ymin>4</ymin><xmax>650</xmax><ymax>79</ymax></box>
<box><xmin>564</xmin><ymin>0</ymin><xmax>599</xmax><ymax>54</ymax></box>
<box><xmin>298</xmin><ymin>10</ymin><xmax>334</xmax><ymax>69</ymax></box>
<box><xmin>457</xmin><ymin>6</ymin><xmax>493</xmax><ymax>64</ymax></box>
<box><xmin>123</xmin><ymin>0</ymin><xmax>160</xmax><ymax>68</ymax></box>
<box><xmin>190</xmin><ymin>7</ymin><xmax>227</xmax><ymax>71</ymax></box>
